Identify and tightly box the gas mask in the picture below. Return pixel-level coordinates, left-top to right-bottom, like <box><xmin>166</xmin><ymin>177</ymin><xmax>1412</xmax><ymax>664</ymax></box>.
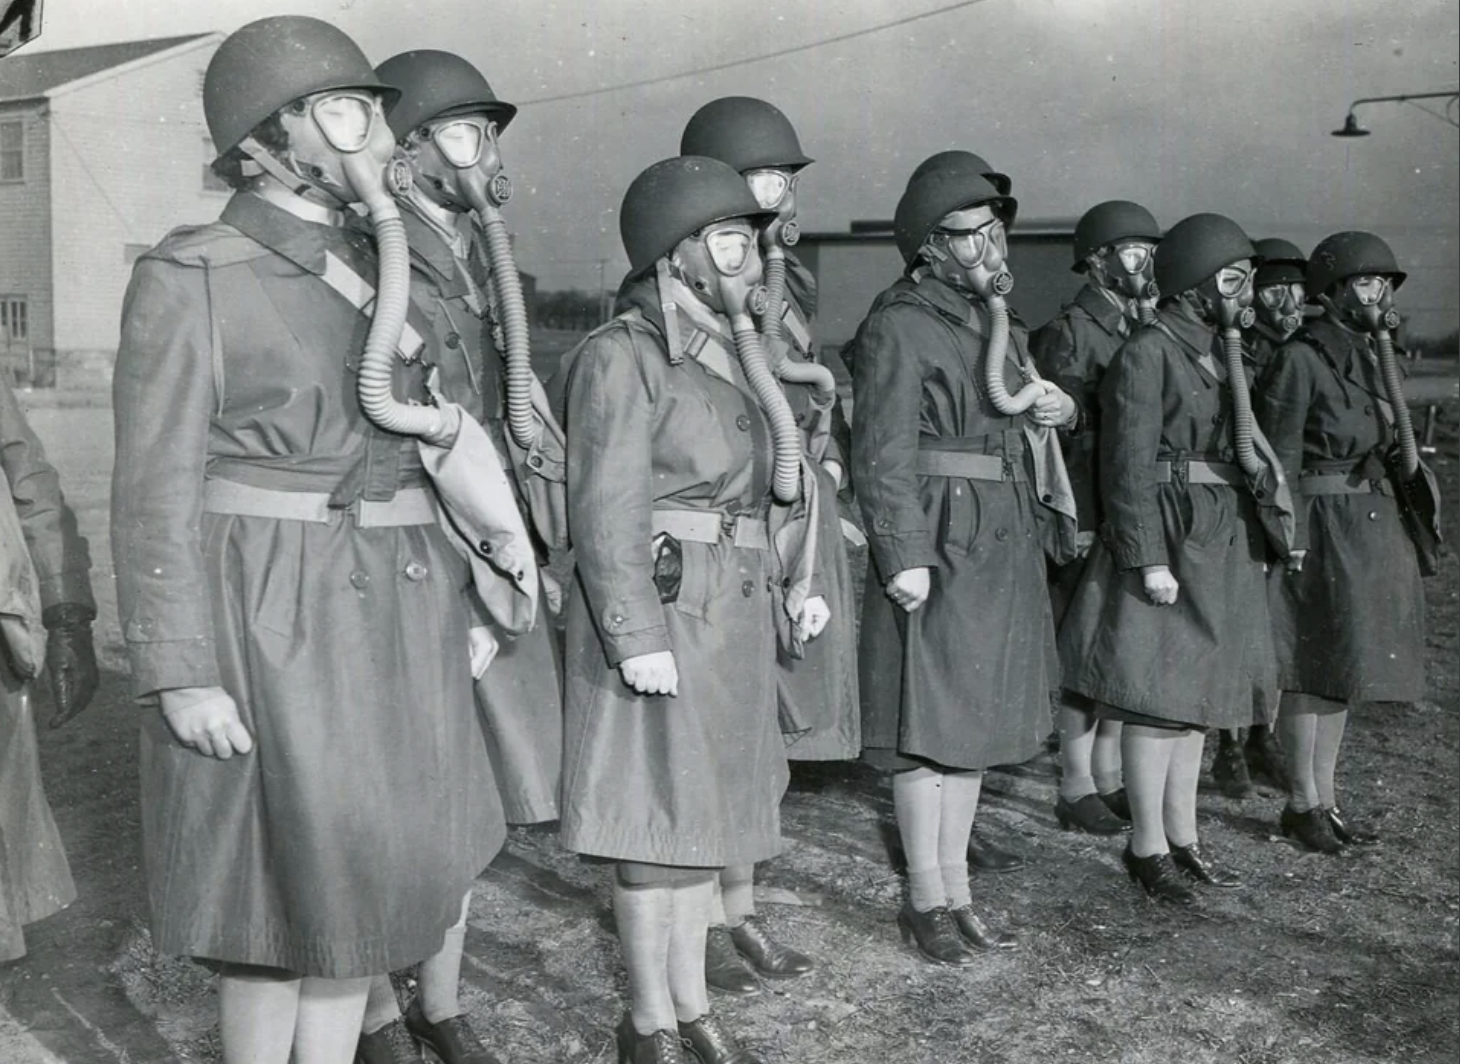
<box><xmin>262</xmin><ymin>90</ymin><xmax>404</xmax><ymax>211</ymax></box>
<box><xmin>1330</xmin><ymin>274</ymin><xmax>1400</xmax><ymax>334</ymax></box>
<box><xmin>405</xmin><ymin>112</ymin><xmax>509</xmax><ymax>216</ymax></box>
<box><xmin>1255</xmin><ymin>281</ymin><xmax>1306</xmax><ymax>338</ymax></box>
<box><xmin>1195</xmin><ymin>259</ymin><xmax>1256</xmax><ymax>331</ymax></box>
<box><xmin>1092</xmin><ymin>240</ymin><xmax>1158</xmax><ymax>304</ymax></box>
<box><xmin>670</xmin><ymin>220</ymin><xmax>765</xmax><ymax>315</ymax></box>
<box><xmin>746</xmin><ymin>167</ymin><xmax>800</xmax><ymax>247</ymax></box>
<box><xmin>921</xmin><ymin>206</ymin><xmax>1013</xmax><ymax>301</ymax></box>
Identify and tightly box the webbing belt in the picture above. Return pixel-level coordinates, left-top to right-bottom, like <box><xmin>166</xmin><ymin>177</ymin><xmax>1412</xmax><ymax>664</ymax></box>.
<box><xmin>914</xmin><ymin>450</ymin><xmax>1025</xmax><ymax>482</ymax></box>
<box><xmin>203</xmin><ymin>479</ymin><xmax>435</xmax><ymax>527</ymax></box>
<box><xmin>651</xmin><ymin>509</ymin><xmax>770</xmax><ymax>550</ymax></box>
<box><xmin>1299</xmin><ymin>472</ymin><xmax>1394</xmax><ymax>497</ymax></box>
<box><xmin>1153</xmin><ymin>459</ymin><xmax>1245</xmax><ymax>487</ymax></box>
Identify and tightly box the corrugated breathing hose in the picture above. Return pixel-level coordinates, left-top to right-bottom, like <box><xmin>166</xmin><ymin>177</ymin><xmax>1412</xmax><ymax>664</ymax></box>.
<box><xmin>476</xmin><ymin>177</ymin><xmax>537</xmax><ymax>452</ymax></box>
<box><xmin>730</xmin><ymin>287</ymin><xmax>801</xmax><ymax>503</ymax></box>
<box><xmin>1222</xmin><ymin>315</ymin><xmax>1263</xmax><ymax>479</ymax></box>
<box><xmin>1373</xmin><ymin>313</ymin><xmax>1419</xmax><ymax>478</ymax></box>
<box><xmin>981</xmin><ymin>272</ymin><xmax>1048</xmax><ymax>415</ymax></box>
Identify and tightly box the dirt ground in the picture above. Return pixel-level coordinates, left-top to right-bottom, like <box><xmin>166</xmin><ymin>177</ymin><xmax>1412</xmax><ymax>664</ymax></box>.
<box><xmin>1</xmin><ymin>368</ymin><xmax>1456</xmax><ymax>1064</ymax></box>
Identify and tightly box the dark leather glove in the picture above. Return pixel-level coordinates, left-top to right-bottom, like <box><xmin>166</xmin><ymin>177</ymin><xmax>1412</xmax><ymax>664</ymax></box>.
<box><xmin>42</xmin><ymin>603</ymin><xmax>99</xmax><ymax>728</ymax></box>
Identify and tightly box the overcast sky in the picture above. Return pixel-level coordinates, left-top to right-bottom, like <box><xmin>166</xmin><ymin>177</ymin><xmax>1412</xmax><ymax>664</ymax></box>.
<box><xmin>31</xmin><ymin>0</ymin><xmax>1460</xmax><ymax>332</ymax></box>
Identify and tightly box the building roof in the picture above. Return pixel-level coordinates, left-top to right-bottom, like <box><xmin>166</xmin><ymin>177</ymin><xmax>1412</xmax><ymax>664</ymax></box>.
<box><xmin>0</xmin><ymin>34</ymin><xmax>210</xmax><ymax>102</ymax></box>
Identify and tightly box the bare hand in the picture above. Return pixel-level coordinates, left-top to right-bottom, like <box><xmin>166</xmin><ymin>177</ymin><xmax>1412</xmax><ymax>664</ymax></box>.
<box><xmin>1284</xmin><ymin>550</ymin><xmax>1307</xmax><ymax>574</ymax></box>
<box><xmin>619</xmin><ymin>651</ymin><xmax>680</xmax><ymax>697</ymax></box>
<box><xmin>159</xmin><ymin>686</ymin><xmax>254</xmax><ymax>760</ymax></box>
<box><xmin>469</xmin><ymin>626</ymin><xmax>499</xmax><ymax>679</ymax></box>
<box><xmin>887</xmin><ymin>567</ymin><xmax>931</xmax><ymax>612</ymax></box>
<box><xmin>1029</xmin><ymin>385</ymin><xmax>1076</xmax><ymax>428</ymax></box>
<box><xmin>1140</xmin><ymin>565</ymin><xmax>1179</xmax><ymax>606</ymax></box>
<box><xmin>798</xmin><ymin>595</ymin><xmax>831</xmax><ymax>641</ymax></box>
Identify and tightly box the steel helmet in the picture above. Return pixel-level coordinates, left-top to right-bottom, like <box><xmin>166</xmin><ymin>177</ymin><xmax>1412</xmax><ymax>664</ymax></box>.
<box><xmin>620</xmin><ymin>156</ymin><xmax>777</xmax><ymax>276</ymax></box>
<box><xmin>907</xmin><ymin>149</ymin><xmax>1012</xmax><ymax>197</ymax></box>
<box><xmin>204</xmin><ymin>16</ymin><xmax>398</xmax><ymax>161</ymax></box>
<box><xmin>1252</xmin><ymin>237</ymin><xmax>1307</xmax><ymax>286</ymax></box>
<box><xmin>375</xmin><ymin>50</ymin><xmax>517</xmax><ymax>142</ymax></box>
<box><xmin>679</xmin><ymin>96</ymin><xmax>813</xmax><ymax>173</ymax></box>
<box><xmin>1306</xmin><ymin>231</ymin><xmax>1407</xmax><ymax>297</ymax></box>
<box><xmin>1072</xmin><ymin>201</ymin><xmax>1162</xmax><ymax>272</ymax></box>
<box><xmin>894</xmin><ymin>160</ymin><xmax>1016</xmax><ymax>265</ymax></box>
<box><xmin>1153</xmin><ymin>213</ymin><xmax>1257</xmax><ymax>298</ymax></box>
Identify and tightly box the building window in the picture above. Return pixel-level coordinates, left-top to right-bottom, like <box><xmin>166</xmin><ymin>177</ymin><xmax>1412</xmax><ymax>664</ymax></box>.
<box><xmin>202</xmin><ymin>135</ymin><xmax>228</xmax><ymax>193</ymax></box>
<box><xmin>0</xmin><ymin>296</ymin><xmax>28</xmax><ymax>342</ymax></box>
<box><xmin>0</xmin><ymin>120</ymin><xmax>23</xmax><ymax>182</ymax></box>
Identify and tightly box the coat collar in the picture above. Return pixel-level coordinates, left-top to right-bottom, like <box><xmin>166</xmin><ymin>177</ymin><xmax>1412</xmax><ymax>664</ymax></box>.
<box><xmin>398</xmin><ymin>207</ymin><xmax>472</xmax><ymax>298</ymax></box>
<box><xmin>1156</xmin><ymin>300</ymin><xmax>1226</xmax><ymax>385</ymax></box>
<box><xmin>1072</xmin><ymin>283</ymin><xmax>1129</xmax><ymax>338</ymax></box>
<box><xmin>222</xmin><ymin>192</ymin><xmax>371</xmax><ymax>277</ymax></box>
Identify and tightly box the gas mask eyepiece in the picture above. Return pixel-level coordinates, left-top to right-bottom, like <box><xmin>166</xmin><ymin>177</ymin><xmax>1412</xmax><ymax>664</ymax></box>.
<box><xmin>703</xmin><ymin>223</ymin><xmax>756</xmax><ymax>276</ymax></box>
<box><xmin>308</xmin><ymin>91</ymin><xmax>384</xmax><ymax>154</ymax></box>
<box><xmin>424</xmin><ymin>116</ymin><xmax>499</xmax><ymax>170</ymax></box>
<box><xmin>1114</xmin><ymin>242</ymin><xmax>1153</xmax><ymax>276</ymax></box>
<box><xmin>931</xmin><ymin>217</ymin><xmax>1007</xmax><ymax>271</ymax></box>
<box><xmin>745</xmin><ymin>168</ymin><xmax>795</xmax><ymax>210</ymax></box>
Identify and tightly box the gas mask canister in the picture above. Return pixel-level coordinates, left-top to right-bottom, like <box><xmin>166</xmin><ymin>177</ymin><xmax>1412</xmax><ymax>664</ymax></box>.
<box><xmin>923</xmin><ymin>206</ymin><xmax>1012</xmax><ymax>301</ymax></box>
<box><xmin>1256</xmin><ymin>281</ymin><xmax>1306</xmax><ymax>338</ymax></box>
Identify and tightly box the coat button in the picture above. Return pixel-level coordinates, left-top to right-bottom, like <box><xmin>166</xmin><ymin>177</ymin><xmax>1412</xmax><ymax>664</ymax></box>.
<box><xmin>741</xmin><ymin>580</ymin><xmax>755</xmax><ymax>597</ymax></box>
<box><xmin>1041</xmin><ymin>493</ymin><xmax>1053</xmax><ymax>503</ymax></box>
<box><xmin>1368</xmin><ymin>511</ymin><xmax>1379</xmax><ymax>521</ymax></box>
<box><xmin>608</xmin><ymin>614</ymin><xmax>624</xmax><ymax>629</ymax></box>
<box><xmin>995</xmin><ymin>528</ymin><xmax>1009</xmax><ymax>542</ymax></box>
<box><xmin>527</xmin><ymin>453</ymin><xmax>545</xmax><ymax>469</ymax></box>
<box><xmin>736</xmin><ymin>414</ymin><xmax>752</xmax><ymax>432</ymax></box>
<box><xmin>445</xmin><ymin>332</ymin><xmax>462</xmax><ymax>349</ymax></box>
<box><xmin>479</xmin><ymin>540</ymin><xmax>494</xmax><ymax>555</ymax></box>
<box><xmin>350</xmin><ymin>570</ymin><xmax>370</xmax><ymax>590</ymax></box>
<box><xmin>404</xmin><ymin>562</ymin><xmax>429</xmax><ymax>581</ymax></box>
<box><xmin>1364</xmin><ymin>405</ymin><xmax>1373</xmax><ymax>415</ymax></box>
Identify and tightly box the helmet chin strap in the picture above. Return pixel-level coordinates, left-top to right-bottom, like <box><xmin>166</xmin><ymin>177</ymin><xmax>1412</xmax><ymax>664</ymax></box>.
<box><xmin>239</xmin><ymin>136</ymin><xmax>353</xmax><ymax>211</ymax></box>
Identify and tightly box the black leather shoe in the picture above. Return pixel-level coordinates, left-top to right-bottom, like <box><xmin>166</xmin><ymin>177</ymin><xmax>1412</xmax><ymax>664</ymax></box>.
<box><xmin>356</xmin><ymin>1020</ymin><xmax>423</xmax><ymax>1064</ymax></box>
<box><xmin>403</xmin><ymin>999</ymin><xmax>501</xmax><ymax>1064</ymax></box>
<box><xmin>949</xmin><ymin>906</ymin><xmax>1019</xmax><ymax>951</ymax></box>
<box><xmin>678</xmin><ymin>1014</ymin><xmax>765</xmax><ymax>1064</ymax></box>
<box><xmin>1244</xmin><ymin>731</ymin><xmax>1291</xmax><ymax>792</ymax></box>
<box><xmin>1100</xmin><ymin>788</ymin><xmax>1131</xmax><ymax>822</ymax></box>
<box><xmin>729</xmin><ymin>917</ymin><xmax>814</xmax><ymax>979</ymax></box>
<box><xmin>1121</xmin><ymin>847</ymin><xmax>1195</xmax><ymax>905</ymax></box>
<box><xmin>1326</xmin><ymin>806</ymin><xmax>1379</xmax><ymax>845</ymax></box>
<box><xmin>1280</xmin><ymin>805</ymin><xmax>1343</xmax><ymax>855</ymax></box>
<box><xmin>704</xmin><ymin>926</ymin><xmax>760</xmax><ymax>995</ymax></box>
<box><xmin>616</xmin><ymin>1013</ymin><xmax>688</xmax><ymax>1064</ymax></box>
<box><xmin>967</xmin><ymin>826</ymin><xmax>1026</xmax><ymax>872</ymax></box>
<box><xmin>1055</xmin><ymin>793</ymin><xmax>1130</xmax><ymax>836</ymax></box>
<box><xmin>1169</xmin><ymin>841</ymin><xmax>1243</xmax><ymax>888</ymax></box>
<box><xmin>1211</xmin><ymin>740</ymin><xmax>1253</xmax><ymax>799</ymax></box>
<box><xmin>896</xmin><ymin>903</ymin><xmax>977</xmax><ymax>967</ymax></box>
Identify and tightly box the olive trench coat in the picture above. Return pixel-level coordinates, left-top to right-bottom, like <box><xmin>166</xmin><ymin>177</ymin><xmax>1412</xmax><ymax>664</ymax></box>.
<box><xmin>399</xmin><ymin>207</ymin><xmax>562</xmax><ymax>825</ymax></box>
<box><xmin>851</xmin><ymin>274</ymin><xmax>1059</xmax><ymax>772</ymax></box>
<box><xmin>1059</xmin><ymin>303</ymin><xmax>1278</xmax><ymax>728</ymax></box>
<box><xmin>0</xmin><ymin>377</ymin><xmax>93</xmax><ymax>962</ymax></box>
<box><xmin>774</xmin><ymin>255</ymin><xmax>860</xmax><ymax>761</ymax></box>
<box><xmin>1255</xmin><ymin>317</ymin><xmax>1426</xmax><ymax>702</ymax></box>
<box><xmin>112</xmin><ymin>193</ymin><xmax>504</xmax><ymax>978</ymax></box>
<box><xmin>554</xmin><ymin>276</ymin><xmax>787</xmax><ymax>869</ymax></box>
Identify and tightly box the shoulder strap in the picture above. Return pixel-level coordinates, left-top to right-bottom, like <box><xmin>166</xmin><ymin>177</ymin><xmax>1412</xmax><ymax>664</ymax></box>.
<box><xmin>318</xmin><ymin>252</ymin><xmax>428</xmax><ymax>362</ymax></box>
<box><xmin>201</xmin><ymin>260</ymin><xmax>226</xmax><ymax>417</ymax></box>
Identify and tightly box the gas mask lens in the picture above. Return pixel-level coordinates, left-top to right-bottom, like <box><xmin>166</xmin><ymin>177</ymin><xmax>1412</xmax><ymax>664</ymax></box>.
<box><xmin>1258</xmin><ymin>283</ymin><xmax>1303</xmax><ymax>309</ymax></box>
<box><xmin>1215</xmin><ymin>263</ymin><xmax>1255</xmax><ymax>300</ymax></box>
<box><xmin>746</xmin><ymin>169</ymin><xmax>792</xmax><ymax>209</ymax></box>
<box><xmin>1114</xmin><ymin>242</ymin><xmax>1153</xmax><ymax>275</ymax></box>
<box><xmin>311</xmin><ymin>92</ymin><xmax>381</xmax><ymax>154</ymax></box>
<box><xmin>431</xmin><ymin>118</ymin><xmax>496</xmax><ymax>169</ymax></box>
<box><xmin>1348</xmin><ymin>275</ymin><xmax>1390</xmax><ymax>306</ymax></box>
<box><xmin>936</xmin><ymin>218</ymin><xmax>1006</xmax><ymax>269</ymax></box>
<box><xmin>703</xmin><ymin>224</ymin><xmax>755</xmax><ymax>275</ymax></box>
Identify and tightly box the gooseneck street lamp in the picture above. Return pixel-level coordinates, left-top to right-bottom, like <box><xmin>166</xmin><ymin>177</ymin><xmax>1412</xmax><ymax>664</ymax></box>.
<box><xmin>1332</xmin><ymin>90</ymin><xmax>1460</xmax><ymax>137</ymax></box>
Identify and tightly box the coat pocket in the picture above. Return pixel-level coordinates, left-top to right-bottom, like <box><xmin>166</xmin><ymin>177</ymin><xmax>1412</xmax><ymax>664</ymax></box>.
<box><xmin>1176</xmin><ymin>486</ymin><xmax>1234</xmax><ymax>553</ymax></box>
<box><xmin>668</xmin><ymin>540</ymin><xmax>713</xmax><ymax>622</ymax></box>
<box><xmin>939</xmin><ymin>479</ymin><xmax>983</xmax><ymax>557</ymax></box>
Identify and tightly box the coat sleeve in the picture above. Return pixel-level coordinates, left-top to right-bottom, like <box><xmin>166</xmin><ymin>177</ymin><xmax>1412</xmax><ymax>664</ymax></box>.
<box><xmin>1254</xmin><ymin>341</ymin><xmax>1317</xmax><ymax>552</ymax></box>
<box><xmin>1099</xmin><ymin>335</ymin><xmax>1169</xmax><ymax>570</ymax></box>
<box><xmin>565</xmin><ymin>328</ymin><xmax>670</xmax><ymax>666</ymax></box>
<box><xmin>0</xmin><ymin>378</ymin><xmax>93</xmax><ymax>613</ymax></box>
<box><xmin>851</xmin><ymin>302</ymin><xmax>940</xmax><ymax>578</ymax></box>
<box><xmin>111</xmin><ymin>257</ymin><xmax>221</xmax><ymax>697</ymax></box>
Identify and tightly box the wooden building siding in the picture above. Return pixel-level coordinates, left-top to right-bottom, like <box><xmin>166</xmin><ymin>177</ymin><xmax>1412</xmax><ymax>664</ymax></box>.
<box><xmin>0</xmin><ymin>100</ymin><xmax>53</xmax><ymax>353</ymax></box>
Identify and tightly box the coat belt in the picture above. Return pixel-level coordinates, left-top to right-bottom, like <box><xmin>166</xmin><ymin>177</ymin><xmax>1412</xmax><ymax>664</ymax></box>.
<box><xmin>651</xmin><ymin>508</ymin><xmax>770</xmax><ymax>550</ymax></box>
<box><xmin>1153</xmin><ymin>458</ymin><xmax>1244</xmax><ymax>487</ymax></box>
<box><xmin>1298</xmin><ymin>472</ymin><xmax>1394</xmax><ymax>497</ymax></box>
<box><xmin>915</xmin><ymin>449</ymin><xmax>1026</xmax><ymax>482</ymax></box>
<box><xmin>202</xmin><ymin>479</ymin><xmax>436</xmax><ymax>527</ymax></box>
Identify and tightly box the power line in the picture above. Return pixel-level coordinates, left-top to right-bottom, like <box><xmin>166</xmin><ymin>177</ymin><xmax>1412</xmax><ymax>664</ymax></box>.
<box><xmin>516</xmin><ymin>0</ymin><xmax>994</xmax><ymax>106</ymax></box>
<box><xmin>1402</xmin><ymin>97</ymin><xmax>1460</xmax><ymax>130</ymax></box>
